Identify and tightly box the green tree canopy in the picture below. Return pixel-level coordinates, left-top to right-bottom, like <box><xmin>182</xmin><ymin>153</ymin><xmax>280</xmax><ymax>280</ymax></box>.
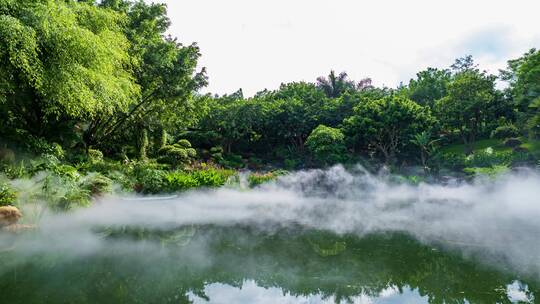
<box><xmin>344</xmin><ymin>96</ymin><xmax>435</xmax><ymax>163</ymax></box>
<box><xmin>407</xmin><ymin>67</ymin><xmax>451</xmax><ymax>108</ymax></box>
<box><xmin>306</xmin><ymin>125</ymin><xmax>347</xmax><ymax>165</ymax></box>
<box><xmin>435</xmin><ymin>66</ymin><xmax>497</xmax><ymax>154</ymax></box>
<box><xmin>0</xmin><ymin>0</ymin><xmax>137</xmax><ymax>138</ymax></box>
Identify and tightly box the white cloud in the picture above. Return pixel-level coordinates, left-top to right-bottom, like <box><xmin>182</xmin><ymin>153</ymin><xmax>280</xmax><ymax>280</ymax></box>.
<box><xmin>150</xmin><ymin>0</ymin><xmax>540</xmax><ymax>96</ymax></box>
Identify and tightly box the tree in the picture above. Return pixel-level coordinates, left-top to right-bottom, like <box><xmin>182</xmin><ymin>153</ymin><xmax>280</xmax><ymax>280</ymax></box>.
<box><xmin>435</xmin><ymin>68</ymin><xmax>497</xmax><ymax>154</ymax></box>
<box><xmin>407</xmin><ymin>68</ymin><xmax>451</xmax><ymax>108</ymax></box>
<box><xmin>501</xmin><ymin>49</ymin><xmax>540</xmax><ymax>137</ymax></box>
<box><xmin>0</xmin><ymin>0</ymin><xmax>137</xmax><ymax>141</ymax></box>
<box><xmin>305</xmin><ymin>125</ymin><xmax>347</xmax><ymax>165</ymax></box>
<box><xmin>343</xmin><ymin>96</ymin><xmax>435</xmax><ymax>164</ymax></box>
<box><xmin>410</xmin><ymin>131</ymin><xmax>440</xmax><ymax>172</ymax></box>
<box><xmin>85</xmin><ymin>0</ymin><xmax>207</xmax><ymax>150</ymax></box>
<box><xmin>316</xmin><ymin>70</ymin><xmax>355</xmax><ymax>98</ymax></box>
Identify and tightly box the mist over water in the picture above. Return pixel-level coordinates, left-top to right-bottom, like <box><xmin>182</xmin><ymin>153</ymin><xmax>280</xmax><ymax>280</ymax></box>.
<box><xmin>3</xmin><ymin>165</ymin><xmax>540</xmax><ymax>277</ymax></box>
<box><xmin>1</xmin><ymin>165</ymin><xmax>540</xmax><ymax>303</ymax></box>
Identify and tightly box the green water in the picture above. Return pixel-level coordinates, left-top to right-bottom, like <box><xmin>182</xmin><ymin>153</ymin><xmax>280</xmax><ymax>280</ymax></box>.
<box><xmin>0</xmin><ymin>225</ymin><xmax>537</xmax><ymax>303</ymax></box>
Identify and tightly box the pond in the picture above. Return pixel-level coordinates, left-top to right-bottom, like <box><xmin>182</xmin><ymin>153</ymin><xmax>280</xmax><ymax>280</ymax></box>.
<box><xmin>1</xmin><ymin>166</ymin><xmax>539</xmax><ymax>303</ymax></box>
<box><xmin>0</xmin><ymin>226</ymin><xmax>537</xmax><ymax>303</ymax></box>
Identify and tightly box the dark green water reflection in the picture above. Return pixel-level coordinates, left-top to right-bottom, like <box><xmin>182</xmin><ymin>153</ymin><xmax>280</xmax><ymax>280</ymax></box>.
<box><xmin>0</xmin><ymin>226</ymin><xmax>537</xmax><ymax>303</ymax></box>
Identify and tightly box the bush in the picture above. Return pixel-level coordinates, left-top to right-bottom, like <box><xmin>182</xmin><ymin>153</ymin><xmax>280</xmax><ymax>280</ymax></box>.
<box><xmin>80</xmin><ymin>173</ymin><xmax>113</xmax><ymax>197</ymax></box>
<box><xmin>283</xmin><ymin>158</ymin><xmax>300</xmax><ymax>170</ymax></box>
<box><xmin>248</xmin><ymin>170</ymin><xmax>288</xmax><ymax>187</ymax></box>
<box><xmin>165</xmin><ymin>172</ymin><xmax>199</xmax><ymax>191</ymax></box>
<box><xmin>438</xmin><ymin>153</ymin><xmax>467</xmax><ymax>170</ymax></box>
<box><xmin>490</xmin><ymin>124</ymin><xmax>520</xmax><ymax>139</ymax></box>
<box><xmin>158</xmin><ymin>140</ymin><xmax>197</xmax><ymax>168</ymax></box>
<box><xmin>0</xmin><ymin>161</ymin><xmax>28</xmax><ymax>179</ymax></box>
<box><xmin>41</xmin><ymin>174</ymin><xmax>91</xmax><ymax>211</ymax></box>
<box><xmin>0</xmin><ymin>183</ymin><xmax>17</xmax><ymax>207</ymax></box>
<box><xmin>306</xmin><ymin>125</ymin><xmax>348</xmax><ymax>165</ymax></box>
<box><xmin>219</xmin><ymin>154</ymin><xmax>244</xmax><ymax>168</ymax></box>
<box><xmin>133</xmin><ymin>168</ymin><xmax>168</xmax><ymax>194</ymax></box>
<box><xmin>25</xmin><ymin>135</ymin><xmax>65</xmax><ymax>159</ymax></box>
<box><xmin>88</xmin><ymin>149</ymin><xmax>104</xmax><ymax>163</ymax></box>
<box><xmin>191</xmin><ymin>169</ymin><xmax>234</xmax><ymax>187</ymax></box>
<box><xmin>465</xmin><ymin>148</ymin><xmax>513</xmax><ymax>167</ymax></box>
<box><xmin>177</xmin><ymin>139</ymin><xmax>192</xmax><ymax>148</ymax></box>
<box><xmin>210</xmin><ymin>146</ymin><xmax>224</xmax><ymax>162</ymax></box>
<box><xmin>504</xmin><ymin>138</ymin><xmax>522</xmax><ymax>148</ymax></box>
<box><xmin>463</xmin><ymin>165</ymin><xmax>509</xmax><ymax>178</ymax></box>
<box><xmin>0</xmin><ymin>148</ymin><xmax>15</xmax><ymax>163</ymax></box>
<box><xmin>164</xmin><ymin>169</ymin><xmax>235</xmax><ymax>192</ymax></box>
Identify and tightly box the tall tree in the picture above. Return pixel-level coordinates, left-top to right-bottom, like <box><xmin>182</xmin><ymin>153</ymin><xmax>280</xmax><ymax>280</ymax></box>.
<box><xmin>343</xmin><ymin>96</ymin><xmax>435</xmax><ymax>164</ymax></box>
<box><xmin>0</xmin><ymin>0</ymin><xmax>137</xmax><ymax>142</ymax></box>
<box><xmin>407</xmin><ymin>68</ymin><xmax>451</xmax><ymax>108</ymax></box>
<box><xmin>316</xmin><ymin>70</ymin><xmax>355</xmax><ymax>98</ymax></box>
<box><xmin>501</xmin><ymin>48</ymin><xmax>540</xmax><ymax>136</ymax></box>
<box><xmin>435</xmin><ymin>62</ymin><xmax>497</xmax><ymax>154</ymax></box>
<box><xmin>85</xmin><ymin>0</ymin><xmax>207</xmax><ymax>150</ymax></box>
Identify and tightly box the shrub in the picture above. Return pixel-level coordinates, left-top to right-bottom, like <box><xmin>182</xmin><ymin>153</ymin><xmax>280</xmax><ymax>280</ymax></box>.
<box><xmin>0</xmin><ymin>161</ymin><xmax>28</xmax><ymax>179</ymax></box>
<box><xmin>25</xmin><ymin>135</ymin><xmax>65</xmax><ymax>159</ymax></box>
<box><xmin>158</xmin><ymin>140</ymin><xmax>197</xmax><ymax>168</ymax></box>
<box><xmin>177</xmin><ymin>139</ymin><xmax>192</xmax><ymax>148</ymax></box>
<box><xmin>133</xmin><ymin>169</ymin><xmax>168</xmax><ymax>194</ymax></box>
<box><xmin>306</xmin><ymin>125</ymin><xmax>348</xmax><ymax>165</ymax></box>
<box><xmin>210</xmin><ymin>146</ymin><xmax>224</xmax><ymax>162</ymax></box>
<box><xmin>219</xmin><ymin>154</ymin><xmax>244</xmax><ymax>168</ymax></box>
<box><xmin>490</xmin><ymin>124</ymin><xmax>520</xmax><ymax>139</ymax></box>
<box><xmin>0</xmin><ymin>183</ymin><xmax>17</xmax><ymax>207</ymax></box>
<box><xmin>504</xmin><ymin>138</ymin><xmax>522</xmax><ymax>148</ymax></box>
<box><xmin>165</xmin><ymin>172</ymin><xmax>199</xmax><ymax>191</ymax></box>
<box><xmin>80</xmin><ymin>173</ymin><xmax>113</xmax><ymax>197</ymax></box>
<box><xmin>41</xmin><ymin>174</ymin><xmax>91</xmax><ymax>211</ymax></box>
<box><xmin>283</xmin><ymin>158</ymin><xmax>300</xmax><ymax>170</ymax></box>
<box><xmin>191</xmin><ymin>169</ymin><xmax>233</xmax><ymax>187</ymax></box>
<box><xmin>164</xmin><ymin>169</ymin><xmax>235</xmax><ymax>192</ymax></box>
<box><xmin>0</xmin><ymin>148</ymin><xmax>15</xmax><ymax>163</ymax></box>
<box><xmin>88</xmin><ymin>149</ymin><xmax>104</xmax><ymax>163</ymax></box>
<box><xmin>463</xmin><ymin>165</ymin><xmax>509</xmax><ymax>178</ymax></box>
<box><xmin>465</xmin><ymin>148</ymin><xmax>513</xmax><ymax>167</ymax></box>
<box><xmin>438</xmin><ymin>153</ymin><xmax>467</xmax><ymax>170</ymax></box>
<box><xmin>248</xmin><ymin>170</ymin><xmax>288</xmax><ymax>187</ymax></box>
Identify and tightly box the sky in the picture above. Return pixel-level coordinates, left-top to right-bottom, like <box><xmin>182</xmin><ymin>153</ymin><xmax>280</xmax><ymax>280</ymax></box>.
<box><xmin>149</xmin><ymin>0</ymin><xmax>540</xmax><ymax>96</ymax></box>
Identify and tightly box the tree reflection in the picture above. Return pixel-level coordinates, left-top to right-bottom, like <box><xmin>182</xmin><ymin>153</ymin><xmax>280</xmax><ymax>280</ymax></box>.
<box><xmin>0</xmin><ymin>225</ymin><xmax>537</xmax><ymax>303</ymax></box>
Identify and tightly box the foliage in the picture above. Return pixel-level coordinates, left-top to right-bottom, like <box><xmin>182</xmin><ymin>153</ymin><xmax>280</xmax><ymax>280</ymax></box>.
<box><xmin>157</xmin><ymin>140</ymin><xmax>197</xmax><ymax>168</ymax></box>
<box><xmin>463</xmin><ymin>165</ymin><xmax>510</xmax><ymax>178</ymax></box>
<box><xmin>316</xmin><ymin>70</ymin><xmax>356</xmax><ymax>98</ymax></box>
<box><xmin>0</xmin><ymin>0</ymin><xmax>138</xmax><ymax>141</ymax></box>
<box><xmin>80</xmin><ymin>173</ymin><xmax>113</xmax><ymax>197</ymax></box>
<box><xmin>164</xmin><ymin>169</ymin><xmax>234</xmax><ymax>193</ymax></box>
<box><xmin>306</xmin><ymin>125</ymin><xmax>348</xmax><ymax>165</ymax></box>
<box><xmin>0</xmin><ymin>0</ymin><xmax>538</xmax><ymax>183</ymax></box>
<box><xmin>248</xmin><ymin>170</ymin><xmax>288</xmax><ymax>188</ymax></box>
<box><xmin>435</xmin><ymin>60</ymin><xmax>498</xmax><ymax>154</ymax></box>
<box><xmin>407</xmin><ymin>67</ymin><xmax>451</xmax><ymax>108</ymax></box>
<box><xmin>219</xmin><ymin>154</ymin><xmax>244</xmax><ymax>169</ymax></box>
<box><xmin>410</xmin><ymin>131</ymin><xmax>440</xmax><ymax>170</ymax></box>
<box><xmin>88</xmin><ymin>149</ymin><xmax>104</xmax><ymax>163</ymax></box>
<box><xmin>0</xmin><ymin>182</ymin><xmax>17</xmax><ymax>207</ymax></box>
<box><xmin>490</xmin><ymin>124</ymin><xmax>520</xmax><ymax>139</ymax></box>
<box><xmin>343</xmin><ymin>96</ymin><xmax>435</xmax><ymax>163</ymax></box>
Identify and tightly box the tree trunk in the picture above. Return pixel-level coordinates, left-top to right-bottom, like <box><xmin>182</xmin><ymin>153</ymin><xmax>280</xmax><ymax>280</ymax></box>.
<box><xmin>139</xmin><ymin>128</ymin><xmax>148</xmax><ymax>161</ymax></box>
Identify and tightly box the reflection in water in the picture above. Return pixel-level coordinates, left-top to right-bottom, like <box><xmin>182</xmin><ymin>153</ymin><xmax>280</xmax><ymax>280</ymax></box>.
<box><xmin>0</xmin><ymin>225</ymin><xmax>538</xmax><ymax>303</ymax></box>
<box><xmin>188</xmin><ymin>281</ymin><xmax>428</xmax><ymax>304</ymax></box>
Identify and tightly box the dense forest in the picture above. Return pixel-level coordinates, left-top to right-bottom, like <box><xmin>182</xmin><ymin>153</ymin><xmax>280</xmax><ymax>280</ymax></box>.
<box><xmin>1</xmin><ymin>0</ymin><xmax>540</xmax><ymax>209</ymax></box>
